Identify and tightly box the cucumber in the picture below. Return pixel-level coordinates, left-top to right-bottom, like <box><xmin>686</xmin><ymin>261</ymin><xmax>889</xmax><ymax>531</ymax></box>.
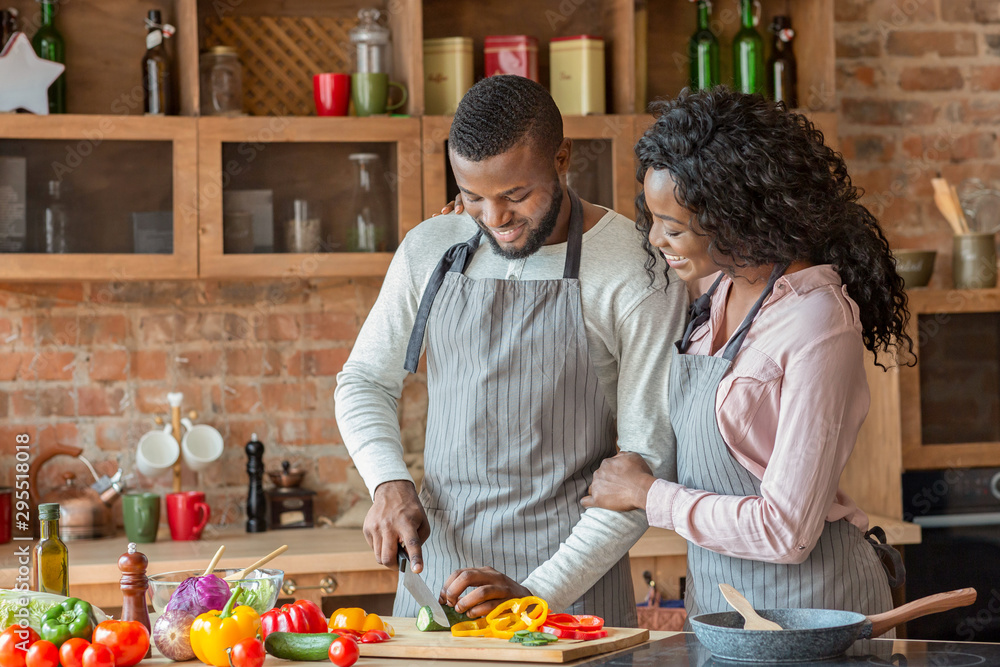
<box><xmin>416</xmin><ymin>605</ymin><xmax>472</xmax><ymax>631</ymax></box>
<box><xmin>264</xmin><ymin>632</ymin><xmax>337</xmax><ymax>661</ymax></box>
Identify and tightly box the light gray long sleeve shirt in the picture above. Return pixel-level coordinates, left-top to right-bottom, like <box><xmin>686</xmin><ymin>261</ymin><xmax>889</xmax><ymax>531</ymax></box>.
<box><xmin>334</xmin><ymin>208</ymin><xmax>688</xmax><ymax>612</ymax></box>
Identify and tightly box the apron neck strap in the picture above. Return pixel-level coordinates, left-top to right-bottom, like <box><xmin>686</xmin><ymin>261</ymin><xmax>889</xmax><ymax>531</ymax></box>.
<box><xmin>721</xmin><ymin>263</ymin><xmax>788</xmax><ymax>362</ymax></box>
<box><xmin>677</xmin><ymin>273</ymin><xmax>725</xmax><ymax>354</ymax></box>
<box><xmin>562</xmin><ymin>188</ymin><xmax>585</xmax><ymax>280</ymax></box>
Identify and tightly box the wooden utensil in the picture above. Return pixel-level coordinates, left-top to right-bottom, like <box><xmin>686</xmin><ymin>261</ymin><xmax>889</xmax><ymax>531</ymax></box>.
<box><xmin>202</xmin><ymin>545</ymin><xmax>225</xmax><ymax>576</ymax></box>
<box><xmin>931</xmin><ymin>177</ymin><xmax>967</xmax><ymax>236</ymax></box>
<box><xmin>224</xmin><ymin>544</ymin><xmax>288</xmax><ymax>581</ymax></box>
<box><xmin>719</xmin><ymin>583</ymin><xmax>783</xmax><ymax>631</ymax></box>
<box><xmin>950</xmin><ymin>183</ymin><xmax>972</xmax><ymax>234</ymax></box>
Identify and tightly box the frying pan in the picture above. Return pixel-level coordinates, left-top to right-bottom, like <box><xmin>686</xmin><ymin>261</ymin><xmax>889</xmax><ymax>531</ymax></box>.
<box><xmin>690</xmin><ymin>588</ymin><xmax>977</xmax><ymax>663</ymax></box>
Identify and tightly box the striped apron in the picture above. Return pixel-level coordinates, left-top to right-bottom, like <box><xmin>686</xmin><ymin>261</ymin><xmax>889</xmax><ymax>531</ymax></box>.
<box><xmin>672</xmin><ymin>265</ymin><xmax>895</xmax><ymax>624</ymax></box>
<box><xmin>400</xmin><ymin>190</ymin><xmax>636</xmax><ymax>626</ymax></box>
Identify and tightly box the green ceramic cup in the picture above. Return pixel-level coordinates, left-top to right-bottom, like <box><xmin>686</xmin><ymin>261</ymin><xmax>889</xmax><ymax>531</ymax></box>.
<box><xmin>351</xmin><ymin>73</ymin><xmax>407</xmax><ymax>116</ymax></box>
<box><xmin>123</xmin><ymin>492</ymin><xmax>160</xmax><ymax>543</ymax></box>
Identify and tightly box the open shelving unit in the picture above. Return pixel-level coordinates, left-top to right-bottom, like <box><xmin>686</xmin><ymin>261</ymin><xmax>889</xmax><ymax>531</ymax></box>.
<box><xmin>0</xmin><ymin>0</ymin><xmax>837</xmax><ymax>280</ymax></box>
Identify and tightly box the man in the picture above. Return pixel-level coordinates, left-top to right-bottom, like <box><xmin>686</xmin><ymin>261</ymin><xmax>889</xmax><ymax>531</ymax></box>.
<box><xmin>334</xmin><ymin>75</ymin><xmax>687</xmax><ymax>626</ymax></box>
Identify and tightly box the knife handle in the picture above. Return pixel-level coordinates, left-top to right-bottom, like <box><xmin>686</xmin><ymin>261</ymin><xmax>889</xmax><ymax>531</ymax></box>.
<box><xmin>397</xmin><ymin>546</ymin><xmax>408</xmax><ymax>572</ymax></box>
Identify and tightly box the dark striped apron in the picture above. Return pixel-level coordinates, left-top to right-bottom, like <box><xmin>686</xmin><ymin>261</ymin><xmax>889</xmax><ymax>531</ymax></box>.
<box><xmin>672</xmin><ymin>265</ymin><xmax>896</xmax><ymax>625</ymax></box>
<box><xmin>400</xmin><ymin>190</ymin><xmax>636</xmax><ymax>626</ymax></box>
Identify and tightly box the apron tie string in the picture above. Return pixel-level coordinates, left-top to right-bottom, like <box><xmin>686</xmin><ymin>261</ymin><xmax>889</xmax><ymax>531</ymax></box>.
<box><xmin>865</xmin><ymin>526</ymin><xmax>907</xmax><ymax>589</ymax></box>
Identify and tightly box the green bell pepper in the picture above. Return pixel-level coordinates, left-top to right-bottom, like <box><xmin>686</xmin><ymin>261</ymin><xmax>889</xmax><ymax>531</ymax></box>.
<box><xmin>40</xmin><ymin>597</ymin><xmax>95</xmax><ymax>646</ymax></box>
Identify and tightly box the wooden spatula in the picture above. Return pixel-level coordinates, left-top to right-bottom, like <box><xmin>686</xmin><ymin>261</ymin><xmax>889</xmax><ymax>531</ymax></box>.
<box><xmin>719</xmin><ymin>583</ymin><xmax>783</xmax><ymax>631</ymax></box>
<box><xmin>224</xmin><ymin>544</ymin><xmax>288</xmax><ymax>581</ymax></box>
<box><xmin>931</xmin><ymin>177</ymin><xmax>968</xmax><ymax>235</ymax></box>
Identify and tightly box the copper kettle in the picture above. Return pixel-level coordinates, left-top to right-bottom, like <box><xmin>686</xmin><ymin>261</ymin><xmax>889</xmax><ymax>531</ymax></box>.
<box><xmin>29</xmin><ymin>444</ymin><xmax>127</xmax><ymax>540</ymax></box>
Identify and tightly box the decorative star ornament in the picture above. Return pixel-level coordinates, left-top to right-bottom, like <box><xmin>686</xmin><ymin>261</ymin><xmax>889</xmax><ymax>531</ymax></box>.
<box><xmin>0</xmin><ymin>32</ymin><xmax>65</xmax><ymax>115</ymax></box>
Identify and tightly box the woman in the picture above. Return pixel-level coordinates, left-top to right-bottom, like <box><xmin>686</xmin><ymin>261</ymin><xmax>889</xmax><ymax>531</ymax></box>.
<box><xmin>580</xmin><ymin>88</ymin><xmax>914</xmax><ymax>620</ymax></box>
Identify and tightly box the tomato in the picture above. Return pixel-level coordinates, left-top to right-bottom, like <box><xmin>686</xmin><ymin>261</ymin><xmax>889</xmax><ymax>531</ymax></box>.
<box><xmin>0</xmin><ymin>626</ymin><xmax>41</xmax><ymax>667</ymax></box>
<box><xmin>58</xmin><ymin>639</ymin><xmax>91</xmax><ymax>667</ymax></box>
<box><xmin>25</xmin><ymin>640</ymin><xmax>59</xmax><ymax>667</ymax></box>
<box><xmin>359</xmin><ymin>630</ymin><xmax>390</xmax><ymax>644</ymax></box>
<box><xmin>327</xmin><ymin>636</ymin><xmax>359</xmax><ymax>667</ymax></box>
<box><xmin>91</xmin><ymin>621</ymin><xmax>147</xmax><ymax>667</ymax></box>
<box><xmin>80</xmin><ymin>644</ymin><xmax>114</xmax><ymax>667</ymax></box>
<box><xmin>226</xmin><ymin>638</ymin><xmax>265</xmax><ymax>667</ymax></box>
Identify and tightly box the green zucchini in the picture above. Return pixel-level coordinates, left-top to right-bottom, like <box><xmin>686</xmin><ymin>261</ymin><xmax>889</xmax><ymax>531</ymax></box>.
<box><xmin>264</xmin><ymin>631</ymin><xmax>337</xmax><ymax>661</ymax></box>
<box><xmin>415</xmin><ymin>605</ymin><xmax>472</xmax><ymax>631</ymax></box>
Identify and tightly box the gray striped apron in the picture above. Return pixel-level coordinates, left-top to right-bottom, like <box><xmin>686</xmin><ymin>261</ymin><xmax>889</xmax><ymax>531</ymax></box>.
<box><xmin>400</xmin><ymin>190</ymin><xmax>636</xmax><ymax>626</ymax></box>
<box><xmin>672</xmin><ymin>265</ymin><xmax>896</xmax><ymax>625</ymax></box>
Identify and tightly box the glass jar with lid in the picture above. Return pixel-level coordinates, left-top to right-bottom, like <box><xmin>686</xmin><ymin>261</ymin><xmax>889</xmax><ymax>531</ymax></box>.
<box><xmin>199</xmin><ymin>46</ymin><xmax>243</xmax><ymax>116</ymax></box>
<box><xmin>346</xmin><ymin>153</ymin><xmax>390</xmax><ymax>252</ymax></box>
<box><xmin>349</xmin><ymin>8</ymin><xmax>392</xmax><ymax>75</ymax></box>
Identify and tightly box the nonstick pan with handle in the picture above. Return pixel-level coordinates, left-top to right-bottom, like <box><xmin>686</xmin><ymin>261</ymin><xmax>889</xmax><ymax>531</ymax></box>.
<box><xmin>690</xmin><ymin>588</ymin><xmax>977</xmax><ymax>663</ymax></box>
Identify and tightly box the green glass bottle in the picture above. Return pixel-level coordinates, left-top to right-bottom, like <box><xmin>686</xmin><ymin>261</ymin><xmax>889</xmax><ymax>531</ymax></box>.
<box><xmin>689</xmin><ymin>0</ymin><xmax>719</xmax><ymax>91</ymax></box>
<box><xmin>31</xmin><ymin>0</ymin><xmax>66</xmax><ymax>114</ymax></box>
<box><xmin>733</xmin><ymin>0</ymin><xmax>764</xmax><ymax>95</ymax></box>
<box><xmin>32</xmin><ymin>503</ymin><xmax>69</xmax><ymax>595</ymax></box>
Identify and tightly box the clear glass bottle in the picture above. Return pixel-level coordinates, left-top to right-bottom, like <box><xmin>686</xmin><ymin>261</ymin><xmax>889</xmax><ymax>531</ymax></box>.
<box><xmin>200</xmin><ymin>46</ymin><xmax>243</xmax><ymax>116</ymax></box>
<box><xmin>32</xmin><ymin>0</ymin><xmax>66</xmax><ymax>114</ymax></box>
<box><xmin>43</xmin><ymin>180</ymin><xmax>69</xmax><ymax>253</ymax></box>
<box><xmin>733</xmin><ymin>0</ymin><xmax>764</xmax><ymax>95</ymax></box>
<box><xmin>346</xmin><ymin>153</ymin><xmax>389</xmax><ymax>252</ymax></box>
<box><xmin>32</xmin><ymin>503</ymin><xmax>68</xmax><ymax>595</ymax></box>
<box><xmin>768</xmin><ymin>15</ymin><xmax>798</xmax><ymax>107</ymax></box>
<box><xmin>349</xmin><ymin>8</ymin><xmax>392</xmax><ymax>75</ymax></box>
<box><xmin>689</xmin><ymin>0</ymin><xmax>719</xmax><ymax>91</ymax></box>
<box><xmin>143</xmin><ymin>9</ymin><xmax>172</xmax><ymax>115</ymax></box>
<box><xmin>285</xmin><ymin>199</ymin><xmax>321</xmax><ymax>253</ymax></box>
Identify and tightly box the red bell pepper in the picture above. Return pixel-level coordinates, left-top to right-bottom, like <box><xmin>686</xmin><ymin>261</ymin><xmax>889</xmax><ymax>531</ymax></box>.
<box><xmin>540</xmin><ymin>614</ymin><xmax>608</xmax><ymax>641</ymax></box>
<box><xmin>259</xmin><ymin>600</ymin><xmax>327</xmax><ymax>640</ymax></box>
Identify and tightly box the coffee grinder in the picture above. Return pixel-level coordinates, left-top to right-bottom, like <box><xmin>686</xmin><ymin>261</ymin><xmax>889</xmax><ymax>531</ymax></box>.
<box><xmin>267</xmin><ymin>461</ymin><xmax>316</xmax><ymax>529</ymax></box>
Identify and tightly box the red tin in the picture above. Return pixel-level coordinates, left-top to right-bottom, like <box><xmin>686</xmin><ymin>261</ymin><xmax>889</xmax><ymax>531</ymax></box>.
<box><xmin>484</xmin><ymin>35</ymin><xmax>539</xmax><ymax>81</ymax></box>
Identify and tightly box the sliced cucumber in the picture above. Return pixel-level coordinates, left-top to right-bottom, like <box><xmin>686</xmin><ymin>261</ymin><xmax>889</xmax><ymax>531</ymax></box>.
<box><xmin>264</xmin><ymin>631</ymin><xmax>337</xmax><ymax>661</ymax></box>
<box><xmin>416</xmin><ymin>605</ymin><xmax>472</xmax><ymax>631</ymax></box>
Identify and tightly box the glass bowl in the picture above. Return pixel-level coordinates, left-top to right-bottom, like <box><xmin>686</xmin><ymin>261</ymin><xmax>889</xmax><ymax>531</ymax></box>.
<box><xmin>147</xmin><ymin>567</ymin><xmax>283</xmax><ymax>615</ymax></box>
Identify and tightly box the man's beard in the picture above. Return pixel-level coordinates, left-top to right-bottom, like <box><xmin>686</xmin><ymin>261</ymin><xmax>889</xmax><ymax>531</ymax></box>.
<box><xmin>477</xmin><ymin>181</ymin><xmax>563</xmax><ymax>261</ymax></box>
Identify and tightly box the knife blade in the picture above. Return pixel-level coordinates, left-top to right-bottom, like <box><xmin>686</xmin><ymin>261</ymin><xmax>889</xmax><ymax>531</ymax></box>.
<box><xmin>398</xmin><ymin>549</ymin><xmax>450</xmax><ymax>628</ymax></box>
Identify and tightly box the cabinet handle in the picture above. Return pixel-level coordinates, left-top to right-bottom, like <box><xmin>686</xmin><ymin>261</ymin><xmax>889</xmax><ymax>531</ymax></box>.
<box><xmin>281</xmin><ymin>576</ymin><xmax>338</xmax><ymax>596</ymax></box>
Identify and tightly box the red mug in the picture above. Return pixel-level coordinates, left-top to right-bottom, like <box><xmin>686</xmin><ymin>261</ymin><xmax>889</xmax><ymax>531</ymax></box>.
<box><xmin>166</xmin><ymin>491</ymin><xmax>210</xmax><ymax>541</ymax></box>
<box><xmin>313</xmin><ymin>73</ymin><xmax>351</xmax><ymax>116</ymax></box>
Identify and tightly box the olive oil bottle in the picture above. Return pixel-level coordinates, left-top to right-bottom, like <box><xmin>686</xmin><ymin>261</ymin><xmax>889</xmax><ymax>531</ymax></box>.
<box><xmin>32</xmin><ymin>503</ymin><xmax>69</xmax><ymax>595</ymax></box>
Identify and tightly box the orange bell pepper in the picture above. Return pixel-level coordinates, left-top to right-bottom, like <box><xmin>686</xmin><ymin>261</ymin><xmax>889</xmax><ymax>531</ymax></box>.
<box><xmin>328</xmin><ymin>607</ymin><xmax>388</xmax><ymax>634</ymax></box>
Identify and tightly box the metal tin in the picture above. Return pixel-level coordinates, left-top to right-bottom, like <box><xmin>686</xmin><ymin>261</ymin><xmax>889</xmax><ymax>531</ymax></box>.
<box><xmin>424</xmin><ymin>37</ymin><xmax>474</xmax><ymax>115</ymax></box>
<box><xmin>550</xmin><ymin>35</ymin><xmax>606</xmax><ymax>116</ymax></box>
<box><xmin>953</xmin><ymin>232</ymin><xmax>997</xmax><ymax>289</ymax></box>
<box><xmin>484</xmin><ymin>35</ymin><xmax>539</xmax><ymax>81</ymax></box>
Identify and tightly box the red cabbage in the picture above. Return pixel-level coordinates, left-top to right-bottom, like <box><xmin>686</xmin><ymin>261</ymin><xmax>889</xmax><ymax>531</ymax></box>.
<box><xmin>163</xmin><ymin>574</ymin><xmax>231</xmax><ymax>616</ymax></box>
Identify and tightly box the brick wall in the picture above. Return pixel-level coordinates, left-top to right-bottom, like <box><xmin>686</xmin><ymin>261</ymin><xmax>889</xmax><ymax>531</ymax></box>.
<box><xmin>837</xmin><ymin>0</ymin><xmax>1000</xmax><ymax>287</ymax></box>
<box><xmin>0</xmin><ymin>279</ymin><xmax>428</xmax><ymax>531</ymax></box>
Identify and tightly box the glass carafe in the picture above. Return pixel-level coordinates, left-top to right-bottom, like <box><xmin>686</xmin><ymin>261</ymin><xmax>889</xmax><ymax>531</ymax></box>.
<box><xmin>349</xmin><ymin>8</ymin><xmax>392</xmax><ymax>74</ymax></box>
<box><xmin>346</xmin><ymin>153</ymin><xmax>389</xmax><ymax>253</ymax></box>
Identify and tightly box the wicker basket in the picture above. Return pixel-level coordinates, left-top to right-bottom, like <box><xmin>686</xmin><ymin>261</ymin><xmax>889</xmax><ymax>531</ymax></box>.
<box><xmin>203</xmin><ymin>16</ymin><xmax>355</xmax><ymax>116</ymax></box>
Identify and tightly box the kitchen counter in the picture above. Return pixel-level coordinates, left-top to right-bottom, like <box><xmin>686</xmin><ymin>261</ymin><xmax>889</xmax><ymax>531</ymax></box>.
<box><xmin>0</xmin><ymin>517</ymin><xmax>920</xmax><ymax>608</ymax></box>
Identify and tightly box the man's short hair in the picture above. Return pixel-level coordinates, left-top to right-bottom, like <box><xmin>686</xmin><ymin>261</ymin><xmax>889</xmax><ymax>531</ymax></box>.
<box><xmin>449</xmin><ymin>75</ymin><xmax>564</xmax><ymax>162</ymax></box>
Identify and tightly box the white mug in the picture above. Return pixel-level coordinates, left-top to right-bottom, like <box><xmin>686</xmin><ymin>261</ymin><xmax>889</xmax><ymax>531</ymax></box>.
<box><xmin>136</xmin><ymin>430</ymin><xmax>180</xmax><ymax>479</ymax></box>
<box><xmin>182</xmin><ymin>424</ymin><xmax>224</xmax><ymax>471</ymax></box>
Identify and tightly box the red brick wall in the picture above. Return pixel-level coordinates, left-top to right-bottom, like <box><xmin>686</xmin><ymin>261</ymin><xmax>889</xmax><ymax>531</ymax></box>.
<box><xmin>0</xmin><ymin>279</ymin><xmax>429</xmax><ymax>530</ymax></box>
<box><xmin>837</xmin><ymin>0</ymin><xmax>1000</xmax><ymax>286</ymax></box>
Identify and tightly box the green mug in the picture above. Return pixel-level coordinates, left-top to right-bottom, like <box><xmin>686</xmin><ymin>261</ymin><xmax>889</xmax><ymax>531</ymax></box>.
<box><xmin>123</xmin><ymin>492</ymin><xmax>160</xmax><ymax>543</ymax></box>
<box><xmin>351</xmin><ymin>73</ymin><xmax>407</xmax><ymax>116</ymax></box>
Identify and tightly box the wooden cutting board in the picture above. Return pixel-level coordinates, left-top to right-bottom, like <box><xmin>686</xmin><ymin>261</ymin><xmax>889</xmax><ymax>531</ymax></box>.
<box><xmin>359</xmin><ymin>617</ymin><xmax>650</xmax><ymax>663</ymax></box>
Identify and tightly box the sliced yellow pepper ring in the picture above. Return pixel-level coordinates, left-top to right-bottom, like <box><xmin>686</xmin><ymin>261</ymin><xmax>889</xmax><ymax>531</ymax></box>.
<box><xmin>451</xmin><ymin>619</ymin><xmax>492</xmax><ymax>637</ymax></box>
<box><xmin>486</xmin><ymin>599</ymin><xmax>521</xmax><ymax>623</ymax></box>
<box><xmin>486</xmin><ymin>611</ymin><xmax>529</xmax><ymax>639</ymax></box>
<box><xmin>512</xmin><ymin>596</ymin><xmax>548</xmax><ymax>631</ymax></box>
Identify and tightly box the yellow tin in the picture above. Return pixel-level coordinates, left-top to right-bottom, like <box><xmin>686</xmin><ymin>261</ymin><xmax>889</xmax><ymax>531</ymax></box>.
<box><xmin>424</xmin><ymin>37</ymin><xmax>474</xmax><ymax>115</ymax></box>
<box><xmin>550</xmin><ymin>35</ymin><xmax>606</xmax><ymax>116</ymax></box>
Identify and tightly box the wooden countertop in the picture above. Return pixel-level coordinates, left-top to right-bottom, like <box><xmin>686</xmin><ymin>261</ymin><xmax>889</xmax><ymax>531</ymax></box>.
<box><xmin>0</xmin><ymin>515</ymin><xmax>919</xmax><ymax>585</ymax></box>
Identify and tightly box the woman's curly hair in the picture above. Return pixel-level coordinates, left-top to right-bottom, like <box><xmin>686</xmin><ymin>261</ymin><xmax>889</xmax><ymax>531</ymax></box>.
<box><xmin>635</xmin><ymin>87</ymin><xmax>913</xmax><ymax>368</ymax></box>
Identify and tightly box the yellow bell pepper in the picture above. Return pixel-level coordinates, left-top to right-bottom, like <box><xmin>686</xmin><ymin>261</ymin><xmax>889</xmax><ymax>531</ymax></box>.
<box><xmin>190</xmin><ymin>587</ymin><xmax>262</xmax><ymax>667</ymax></box>
<box><xmin>451</xmin><ymin>618</ymin><xmax>492</xmax><ymax>637</ymax></box>
<box><xmin>513</xmin><ymin>596</ymin><xmax>548</xmax><ymax>631</ymax></box>
<box><xmin>328</xmin><ymin>607</ymin><xmax>390</xmax><ymax>634</ymax></box>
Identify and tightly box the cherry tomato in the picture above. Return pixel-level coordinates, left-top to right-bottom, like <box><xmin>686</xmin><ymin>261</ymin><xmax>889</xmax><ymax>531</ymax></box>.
<box><xmin>359</xmin><ymin>630</ymin><xmax>391</xmax><ymax>644</ymax></box>
<box><xmin>0</xmin><ymin>626</ymin><xmax>41</xmax><ymax>667</ymax></box>
<box><xmin>91</xmin><ymin>621</ymin><xmax>147</xmax><ymax>667</ymax></box>
<box><xmin>226</xmin><ymin>638</ymin><xmax>265</xmax><ymax>667</ymax></box>
<box><xmin>58</xmin><ymin>639</ymin><xmax>91</xmax><ymax>667</ymax></box>
<box><xmin>327</xmin><ymin>636</ymin><xmax>359</xmax><ymax>667</ymax></box>
<box><xmin>25</xmin><ymin>640</ymin><xmax>58</xmax><ymax>667</ymax></box>
<box><xmin>80</xmin><ymin>644</ymin><xmax>114</xmax><ymax>667</ymax></box>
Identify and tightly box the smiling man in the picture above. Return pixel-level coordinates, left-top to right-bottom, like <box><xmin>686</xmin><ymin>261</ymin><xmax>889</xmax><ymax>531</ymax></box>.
<box><xmin>334</xmin><ymin>75</ymin><xmax>688</xmax><ymax>625</ymax></box>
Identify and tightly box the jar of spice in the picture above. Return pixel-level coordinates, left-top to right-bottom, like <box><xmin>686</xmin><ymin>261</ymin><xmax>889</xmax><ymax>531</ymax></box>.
<box><xmin>550</xmin><ymin>35</ymin><xmax>606</xmax><ymax>116</ymax></box>
<box><xmin>199</xmin><ymin>46</ymin><xmax>243</xmax><ymax>116</ymax></box>
<box><xmin>285</xmin><ymin>199</ymin><xmax>321</xmax><ymax>253</ymax></box>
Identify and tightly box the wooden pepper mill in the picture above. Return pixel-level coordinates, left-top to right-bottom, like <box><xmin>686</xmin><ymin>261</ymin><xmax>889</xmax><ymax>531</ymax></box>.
<box><xmin>246</xmin><ymin>433</ymin><xmax>267</xmax><ymax>533</ymax></box>
<box><xmin>119</xmin><ymin>543</ymin><xmax>152</xmax><ymax>658</ymax></box>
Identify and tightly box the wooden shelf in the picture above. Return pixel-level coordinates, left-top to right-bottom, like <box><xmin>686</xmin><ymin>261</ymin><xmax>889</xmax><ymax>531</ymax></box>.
<box><xmin>197</xmin><ymin>116</ymin><xmax>422</xmax><ymax>279</ymax></box>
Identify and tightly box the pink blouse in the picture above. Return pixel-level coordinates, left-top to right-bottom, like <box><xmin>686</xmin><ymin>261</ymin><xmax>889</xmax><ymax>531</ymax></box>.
<box><xmin>646</xmin><ymin>265</ymin><xmax>870</xmax><ymax>564</ymax></box>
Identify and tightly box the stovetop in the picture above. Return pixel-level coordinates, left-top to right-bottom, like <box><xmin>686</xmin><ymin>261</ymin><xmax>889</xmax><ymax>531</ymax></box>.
<box><xmin>581</xmin><ymin>634</ymin><xmax>1000</xmax><ymax>666</ymax></box>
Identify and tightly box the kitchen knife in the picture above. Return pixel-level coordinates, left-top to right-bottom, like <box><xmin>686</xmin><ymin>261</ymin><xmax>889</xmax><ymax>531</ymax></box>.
<box><xmin>398</xmin><ymin>548</ymin><xmax>450</xmax><ymax>628</ymax></box>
